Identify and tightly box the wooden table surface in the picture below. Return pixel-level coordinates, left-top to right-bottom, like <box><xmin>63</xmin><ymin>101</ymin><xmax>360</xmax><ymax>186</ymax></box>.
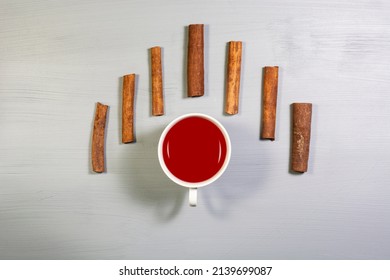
<box><xmin>1</xmin><ymin>0</ymin><xmax>390</xmax><ymax>259</ymax></box>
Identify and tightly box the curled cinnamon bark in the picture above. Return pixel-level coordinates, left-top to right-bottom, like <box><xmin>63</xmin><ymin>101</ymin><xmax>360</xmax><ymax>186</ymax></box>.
<box><xmin>151</xmin><ymin>47</ymin><xmax>164</xmax><ymax>116</ymax></box>
<box><xmin>187</xmin><ymin>24</ymin><xmax>204</xmax><ymax>97</ymax></box>
<box><xmin>92</xmin><ymin>102</ymin><xmax>109</xmax><ymax>173</ymax></box>
<box><xmin>291</xmin><ymin>103</ymin><xmax>312</xmax><ymax>173</ymax></box>
<box><xmin>122</xmin><ymin>74</ymin><xmax>136</xmax><ymax>143</ymax></box>
<box><xmin>225</xmin><ymin>41</ymin><xmax>242</xmax><ymax>115</ymax></box>
<box><xmin>261</xmin><ymin>66</ymin><xmax>279</xmax><ymax>140</ymax></box>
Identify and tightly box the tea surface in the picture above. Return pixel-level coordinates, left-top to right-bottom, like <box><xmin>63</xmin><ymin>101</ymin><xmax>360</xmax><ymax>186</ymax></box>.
<box><xmin>162</xmin><ymin>116</ymin><xmax>227</xmax><ymax>183</ymax></box>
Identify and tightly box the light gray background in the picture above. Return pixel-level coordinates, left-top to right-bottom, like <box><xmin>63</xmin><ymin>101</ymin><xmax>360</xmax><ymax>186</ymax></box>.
<box><xmin>1</xmin><ymin>0</ymin><xmax>390</xmax><ymax>259</ymax></box>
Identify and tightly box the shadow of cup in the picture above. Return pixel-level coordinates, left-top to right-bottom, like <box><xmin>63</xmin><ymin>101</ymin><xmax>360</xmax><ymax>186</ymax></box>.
<box><xmin>202</xmin><ymin>121</ymin><xmax>269</xmax><ymax>218</ymax></box>
<box><xmin>120</xmin><ymin>126</ymin><xmax>186</xmax><ymax>221</ymax></box>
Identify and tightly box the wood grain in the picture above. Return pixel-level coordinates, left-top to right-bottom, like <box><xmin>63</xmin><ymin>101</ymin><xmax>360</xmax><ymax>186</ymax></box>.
<box><xmin>151</xmin><ymin>46</ymin><xmax>164</xmax><ymax>116</ymax></box>
<box><xmin>225</xmin><ymin>41</ymin><xmax>242</xmax><ymax>115</ymax></box>
<box><xmin>291</xmin><ymin>103</ymin><xmax>312</xmax><ymax>173</ymax></box>
<box><xmin>187</xmin><ymin>24</ymin><xmax>204</xmax><ymax>97</ymax></box>
<box><xmin>261</xmin><ymin>66</ymin><xmax>279</xmax><ymax>140</ymax></box>
<box><xmin>122</xmin><ymin>74</ymin><xmax>136</xmax><ymax>143</ymax></box>
<box><xmin>92</xmin><ymin>102</ymin><xmax>109</xmax><ymax>173</ymax></box>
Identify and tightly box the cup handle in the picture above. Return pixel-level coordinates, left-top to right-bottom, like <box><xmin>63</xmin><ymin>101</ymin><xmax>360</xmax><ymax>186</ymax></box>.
<box><xmin>189</xmin><ymin>188</ymin><xmax>197</xmax><ymax>207</ymax></box>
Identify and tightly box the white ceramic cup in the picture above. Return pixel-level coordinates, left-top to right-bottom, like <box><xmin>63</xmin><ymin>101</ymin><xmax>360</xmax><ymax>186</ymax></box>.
<box><xmin>158</xmin><ymin>113</ymin><xmax>231</xmax><ymax>207</ymax></box>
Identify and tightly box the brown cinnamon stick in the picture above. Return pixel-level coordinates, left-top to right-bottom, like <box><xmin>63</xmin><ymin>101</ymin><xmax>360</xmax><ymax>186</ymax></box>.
<box><xmin>187</xmin><ymin>24</ymin><xmax>204</xmax><ymax>97</ymax></box>
<box><xmin>261</xmin><ymin>66</ymin><xmax>279</xmax><ymax>140</ymax></box>
<box><xmin>122</xmin><ymin>74</ymin><xmax>136</xmax><ymax>143</ymax></box>
<box><xmin>291</xmin><ymin>103</ymin><xmax>312</xmax><ymax>173</ymax></box>
<box><xmin>92</xmin><ymin>102</ymin><xmax>109</xmax><ymax>173</ymax></box>
<box><xmin>151</xmin><ymin>46</ymin><xmax>164</xmax><ymax>116</ymax></box>
<box><xmin>225</xmin><ymin>41</ymin><xmax>242</xmax><ymax>115</ymax></box>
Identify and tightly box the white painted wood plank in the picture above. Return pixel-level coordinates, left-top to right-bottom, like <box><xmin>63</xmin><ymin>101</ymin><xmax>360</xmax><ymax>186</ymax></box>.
<box><xmin>1</xmin><ymin>0</ymin><xmax>390</xmax><ymax>259</ymax></box>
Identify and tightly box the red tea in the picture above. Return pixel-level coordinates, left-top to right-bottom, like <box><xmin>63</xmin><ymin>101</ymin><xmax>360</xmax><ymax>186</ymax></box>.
<box><xmin>162</xmin><ymin>116</ymin><xmax>227</xmax><ymax>183</ymax></box>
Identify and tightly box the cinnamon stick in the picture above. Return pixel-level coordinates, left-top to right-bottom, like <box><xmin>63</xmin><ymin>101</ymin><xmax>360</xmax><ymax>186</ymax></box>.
<box><xmin>225</xmin><ymin>41</ymin><xmax>242</xmax><ymax>115</ymax></box>
<box><xmin>122</xmin><ymin>74</ymin><xmax>136</xmax><ymax>143</ymax></box>
<box><xmin>151</xmin><ymin>46</ymin><xmax>164</xmax><ymax>116</ymax></box>
<box><xmin>261</xmin><ymin>66</ymin><xmax>279</xmax><ymax>140</ymax></box>
<box><xmin>291</xmin><ymin>103</ymin><xmax>312</xmax><ymax>173</ymax></box>
<box><xmin>92</xmin><ymin>102</ymin><xmax>109</xmax><ymax>173</ymax></box>
<box><xmin>187</xmin><ymin>24</ymin><xmax>204</xmax><ymax>97</ymax></box>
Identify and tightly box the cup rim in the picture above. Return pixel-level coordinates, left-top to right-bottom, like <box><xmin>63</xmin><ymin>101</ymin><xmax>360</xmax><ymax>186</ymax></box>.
<box><xmin>158</xmin><ymin>113</ymin><xmax>231</xmax><ymax>188</ymax></box>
